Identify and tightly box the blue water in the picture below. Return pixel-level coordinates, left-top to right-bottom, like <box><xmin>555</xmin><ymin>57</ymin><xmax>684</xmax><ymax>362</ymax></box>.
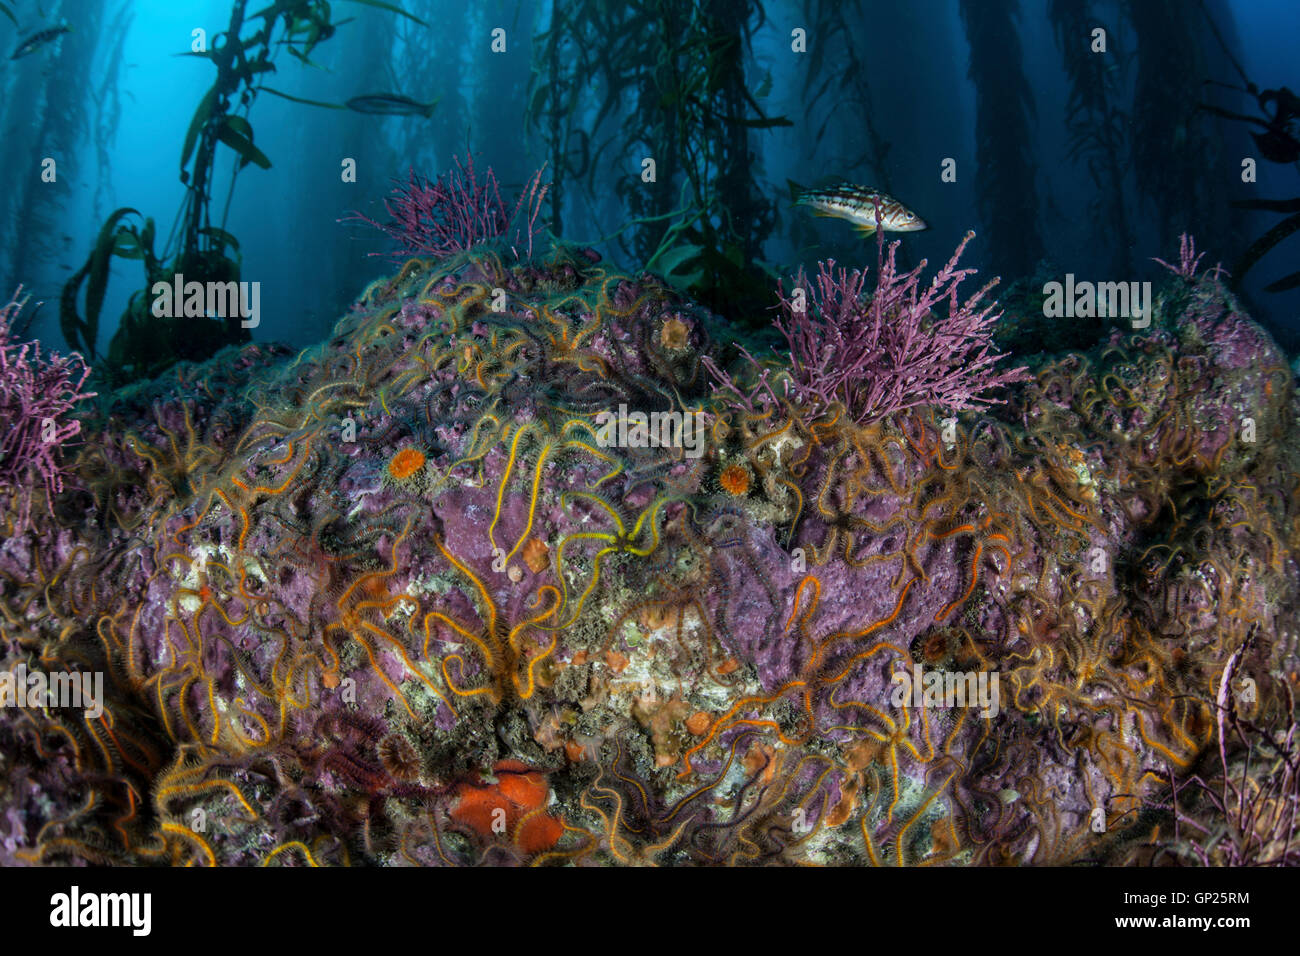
<box><xmin>2</xmin><ymin>0</ymin><xmax>1296</xmax><ymax>359</ymax></box>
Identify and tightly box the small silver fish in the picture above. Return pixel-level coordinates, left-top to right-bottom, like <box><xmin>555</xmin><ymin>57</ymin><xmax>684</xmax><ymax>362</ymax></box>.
<box><xmin>345</xmin><ymin>93</ymin><xmax>439</xmax><ymax>118</ymax></box>
<box><xmin>795</xmin><ymin>183</ymin><xmax>927</xmax><ymax>236</ymax></box>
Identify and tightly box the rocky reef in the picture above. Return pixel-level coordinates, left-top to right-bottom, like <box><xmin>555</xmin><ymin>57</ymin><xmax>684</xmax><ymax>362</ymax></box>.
<box><xmin>2</xmin><ymin>238</ymin><xmax>1297</xmax><ymax>866</ymax></box>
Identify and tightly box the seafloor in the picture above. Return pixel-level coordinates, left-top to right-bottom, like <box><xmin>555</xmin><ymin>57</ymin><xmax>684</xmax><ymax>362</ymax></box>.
<box><xmin>2</xmin><ymin>240</ymin><xmax>1297</xmax><ymax>866</ymax></box>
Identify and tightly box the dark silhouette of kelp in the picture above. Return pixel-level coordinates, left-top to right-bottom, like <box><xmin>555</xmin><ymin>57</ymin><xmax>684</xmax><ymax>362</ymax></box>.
<box><xmin>1128</xmin><ymin>0</ymin><xmax>1237</xmax><ymax>245</ymax></box>
<box><xmin>0</xmin><ymin>0</ymin><xmax>127</xmax><ymax>305</ymax></box>
<box><xmin>525</xmin><ymin>0</ymin><xmax>786</xmax><ymax>327</ymax></box>
<box><xmin>959</xmin><ymin>0</ymin><xmax>1044</xmax><ymax>279</ymax></box>
<box><xmin>59</xmin><ymin>0</ymin><xmax>421</xmax><ymax>384</ymax></box>
<box><xmin>1197</xmin><ymin>2</ymin><xmax>1300</xmax><ymax>296</ymax></box>
<box><xmin>1049</xmin><ymin>0</ymin><xmax>1133</xmax><ymax>276</ymax></box>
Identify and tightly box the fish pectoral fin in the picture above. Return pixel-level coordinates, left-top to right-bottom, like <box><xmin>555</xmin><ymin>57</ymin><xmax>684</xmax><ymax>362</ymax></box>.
<box><xmin>853</xmin><ymin>223</ymin><xmax>878</xmax><ymax>237</ymax></box>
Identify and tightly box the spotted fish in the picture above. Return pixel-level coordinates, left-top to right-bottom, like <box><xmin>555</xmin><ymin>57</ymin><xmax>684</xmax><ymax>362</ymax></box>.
<box><xmin>795</xmin><ymin>183</ymin><xmax>927</xmax><ymax>236</ymax></box>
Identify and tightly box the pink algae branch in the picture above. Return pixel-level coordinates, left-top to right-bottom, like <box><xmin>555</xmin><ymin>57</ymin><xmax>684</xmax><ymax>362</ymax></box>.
<box><xmin>0</xmin><ymin>287</ymin><xmax>96</xmax><ymax>532</ymax></box>
<box><xmin>344</xmin><ymin>151</ymin><xmax>550</xmax><ymax>261</ymax></box>
<box><xmin>1151</xmin><ymin>232</ymin><xmax>1228</xmax><ymax>282</ymax></box>
<box><xmin>707</xmin><ymin>230</ymin><xmax>1029</xmax><ymax>425</ymax></box>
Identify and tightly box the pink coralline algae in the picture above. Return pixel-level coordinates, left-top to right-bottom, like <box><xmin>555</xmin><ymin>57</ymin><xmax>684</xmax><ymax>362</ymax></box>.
<box><xmin>707</xmin><ymin>230</ymin><xmax>1029</xmax><ymax>424</ymax></box>
<box><xmin>0</xmin><ymin>288</ymin><xmax>95</xmax><ymax>533</ymax></box>
<box><xmin>1152</xmin><ymin>232</ymin><xmax>1227</xmax><ymax>282</ymax></box>
<box><xmin>344</xmin><ymin>151</ymin><xmax>550</xmax><ymax>261</ymax></box>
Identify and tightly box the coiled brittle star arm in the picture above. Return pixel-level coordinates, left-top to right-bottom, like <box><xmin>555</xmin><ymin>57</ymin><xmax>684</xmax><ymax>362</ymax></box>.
<box><xmin>550</xmin><ymin>491</ymin><xmax>679</xmax><ymax>628</ymax></box>
<box><xmin>421</xmin><ymin>535</ymin><xmax>560</xmax><ymax>704</ymax></box>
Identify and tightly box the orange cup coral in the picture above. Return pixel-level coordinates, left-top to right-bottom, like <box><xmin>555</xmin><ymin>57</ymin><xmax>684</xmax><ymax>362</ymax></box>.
<box><xmin>718</xmin><ymin>462</ymin><xmax>751</xmax><ymax>497</ymax></box>
<box><xmin>384</xmin><ymin>446</ymin><xmax>428</xmax><ymax>488</ymax></box>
